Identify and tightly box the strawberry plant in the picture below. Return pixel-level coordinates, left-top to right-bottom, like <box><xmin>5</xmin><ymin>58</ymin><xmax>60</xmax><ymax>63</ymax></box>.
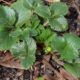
<box><xmin>0</xmin><ymin>0</ymin><xmax>80</xmax><ymax>78</ymax></box>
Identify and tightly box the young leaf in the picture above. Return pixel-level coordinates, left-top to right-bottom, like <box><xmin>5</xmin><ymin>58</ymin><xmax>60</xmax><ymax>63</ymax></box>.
<box><xmin>11</xmin><ymin>37</ymin><xmax>36</xmax><ymax>69</ymax></box>
<box><xmin>11</xmin><ymin>0</ymin><xmax>32</xmax><ymax>27</ymax></box>
<box><xmin>0</xmin><ymin>5</ymin><xmax>16</xmax><ymax>29</ymax></box>
<box><xmin>50</xmin><ymin>2</ymin><xmax>68</xmax><ymax>16</ymax></box>
<box><xmin>37</xmin><ymin>28</ymin><xmax>53</xmax><ymax>42</ymax></box>
<box><xmin>35</xmin><ymin>4</ymin><xmax>51</xmax><ymax>18</ymax></box>
<box><xmin>49</xmin><ymin>16</ymin><xmax>68</xmax><ymax>31</ymax></box>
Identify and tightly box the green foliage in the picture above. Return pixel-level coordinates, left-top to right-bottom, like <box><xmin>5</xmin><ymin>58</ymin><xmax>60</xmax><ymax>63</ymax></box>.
<box><xmin>11</xmin><ymin>37</ymin><xmax>36</xmax><ymax>69</ymax></box>
<box><xmin>0</xmin><ymin>5</ymin><xmax>16</xmax><ymax>29</ymax></box>
<box><xmin>52</xmin><ymin>33</ymin><xmax>80</xmax><ymax>77</ymax></box>
<box><xmin>52</xmin><ymin>33</ymin><xmax>80</xmax><ymax>61</ymax></box>
<box><xmin>24</xmin><ymin>0</ymin><xmax>34</xmax><ymax>9</ymax></box>
<box><xmin>0</xmin><ymin>0</ymin><xmax>80</xmax><ymax>77</ymax></box>
<box><xmin>35</xmin><ymin>4</ymin><xmax>51</xmax><ymax>18</ymax></box>
<box><xmin>0</xmin><ymin>29</ymin><xmax>17</xmax><ymax>50</ymax></box>
<box><xmin>49</xmin><ymin>16</ymin><xmax>68</xmax><ymax>31</ymax></box>
<box><xmin>11</xmin><ymin>0</ymin><xmax>32</xmax><ymax>27</ymax></box>
<box><xmin>50</xmin><ymin>2</ymin><xmax>68</xmax><ymax>16</ymax></box>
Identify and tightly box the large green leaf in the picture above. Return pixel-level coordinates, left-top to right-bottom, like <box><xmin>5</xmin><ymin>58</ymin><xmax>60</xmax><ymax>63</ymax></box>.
<box><xmin>49</xmin><ymin>16</ymin><xmax>68</xmax><ymax>31</ymax></box>
<box><xmin>52</xmin><ymin>33</ymin><xmax>80</xmax><ymax>61</ymax></box>
<box><xmin>50</xmin><ymin>2</ymin><xmax>68</xmax><ymax>16</ymax></box>
<box><xmin>35</xmin><ymin>4</ymin><xmax>51</xmax><ymax>18</ymax></box>
<box><xmin>11</xmin><ymin>37</ymin><xmax>36</xmax><ymax>69</ymax></box>
<box><xmin>0</xmin><ymin>29</ymin><xmax>17</xmax><ymax>50</ymax></box>
<box><xmin>11</xmin><ymin>0</ymin><xmax>32</xmax><ymax>27</ymax></box>
<box><xmin>64</xmin><ymin>63</ymin><xmax>80</xmax><ymax>77</ymax></box>
<box><xmin>61</xmin><ymin>34</ymin><xmax>80</xmax><ymax>61</ymax></box>
<box><xmin>0</xmin><ymin>5</ymin><xmax>16</xmax><ymax>29</ymax></box>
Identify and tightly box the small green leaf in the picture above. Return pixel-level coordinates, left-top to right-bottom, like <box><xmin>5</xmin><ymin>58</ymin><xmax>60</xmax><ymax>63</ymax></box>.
<box><xmin>35</xmin><ymin>4</ymin><xmax>51</xmax><ymax>18</ymax></box>
<box><xmin>11</xmin><ymin>0</ymin><xmax>32</xmax><ymax>27</ymax></box>
<box><xmin>64</xmin><ymin>63</ymin><xmax>80</xmax><ymax>77</ymax></box>
<box><xmin>36</xmin><ymin>28</ymin><xmax>53</xmax><ymax>42</ymax></box>
<box><xmin>0</xmin><ymin>5</ymin><xmax>16</xmax><ymax>29</ymax></box>
<box><xmin>50</xmin><ymin>2</ymin><xmax>68</xmax><ymax>16</ymax></box>
<box><xmin>49</xmin><ymin>16</ymin><xmax>68</xmax><ymax>31</ymax></box>
<box><xmin>11</xmin><ymin>37</ymin><xmax>36</xmax><ymax>69</ymax></box>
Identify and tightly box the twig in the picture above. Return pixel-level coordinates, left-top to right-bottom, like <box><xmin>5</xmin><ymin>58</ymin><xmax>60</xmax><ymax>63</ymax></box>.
<box><xmin>42</xmin><ymin>59</ymin><xmax>65</xmax><ymax>80</ymax></box>
<box><xmin>42</xmin><ymin>59</ymin><xmax>77</xmax><ymax>80</ymax></box>
<box><xmin>60</xmin><ymin>68</ymin><xmax>78</xmax><ymax>80</ymax></box>
<box><xmin>43</xmin><ymin>21</ymin><xmax>49</xmax><ymax>27</ymax></box>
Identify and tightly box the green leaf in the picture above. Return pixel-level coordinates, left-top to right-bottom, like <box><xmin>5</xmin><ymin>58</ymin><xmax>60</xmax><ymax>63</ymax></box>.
<box><xmin>23</xmin><ymin>0</ymin><xmax>34</xmax><ymax>9</ymax></box>
<box><xmin>37</xmin><ymin>29</ymin><xmax>52</xmax><ymax>41</ymax></box>
<box><xmin>11</xmin><ymin>0</ymin><xmax>32</xmax><ymax>27</ymax></box>
<box><xmin>9</xmin><ymin>28</ymin><xmax>23</xmax><ymax>38</ymax></box>
<box><xmin>0</xmin><ymin>5</ymin><xmax>16</xmax><ymax>29</ymax></box>
<box><xmin>22</xmin><ymin>28</ymin><xmax>30</xmax><ymax>39</ymax></box>
<box><xmin>50</xmin><ymin>2</ymin><xmax>68</xmax><ymax>16</ymax></box>
<box><xmin>52</xmin><ymin>33</ymin><xmax>80</xmax><ymax>61</ymax></box>
<box><xmin>11</xmin><ymin>37</ymin><xmax>36</xmax><ymax>69</ymax></box>
<box><xmin>64</xmin><ymin>63</ymin><xmax>80</xmax><ymax>77</ymax></box>
<box><xmin>23</xmin><ymin>0</ymin><xmax>43</xmax><ymax>10</ymax></box>
<box><xmin>64</xmin><ymin>33</ymin><xmax>80</xmax><ymax>50</ymax></box>
<box><xmin>33</xmin><ymin>0</ymin><xmax>43</xmax><ymax>9</ymax></box>
<box><xmin>0</xmin><ymin>29</ymin><xmax>17</xmax><ymax>50</ymax></box>
<box><xmin>36</xmin><ymin>25</ymin><xmax>45</xmax><ymax>36</ymax></box>
<box><xmin>52</xmin><ymin>35</ymin><xmax>66</xmax><ymax>52</ymax></box>
<box><xmin>31</xmin><ymin>15</ymin><xmax>40</xmax><ymax>28</ymax></box>
<box><xmin>30</xmin><ymin>29</ymin><xmax>38</xmax><ymax>37</ymax></box>
<box><xmin>61</xmin><ymin>33</ymin><xmax>80</xmax><ymax>61</ymax></box>
<box><xmin>49</xmin><ymin>16</ymin><xmax>68</xmax><ymax>31</ymax></box>
<box><xmin>35</xmin><ymin>4</ymin><xmax>51</xmax><ymax>18</ymax></box>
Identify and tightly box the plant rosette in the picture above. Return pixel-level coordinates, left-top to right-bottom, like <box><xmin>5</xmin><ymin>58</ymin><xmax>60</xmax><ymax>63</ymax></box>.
<box><xmin>0</xmin><ymin>0</ymin><xmax>80</xmax><ymax>78</ymax></box>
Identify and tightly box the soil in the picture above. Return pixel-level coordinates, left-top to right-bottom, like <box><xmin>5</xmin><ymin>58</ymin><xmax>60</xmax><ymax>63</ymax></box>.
<box><xmin>0</xmin><ymin>0</ymin><xmax>80</xmax><ymax>80</ymax></box>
